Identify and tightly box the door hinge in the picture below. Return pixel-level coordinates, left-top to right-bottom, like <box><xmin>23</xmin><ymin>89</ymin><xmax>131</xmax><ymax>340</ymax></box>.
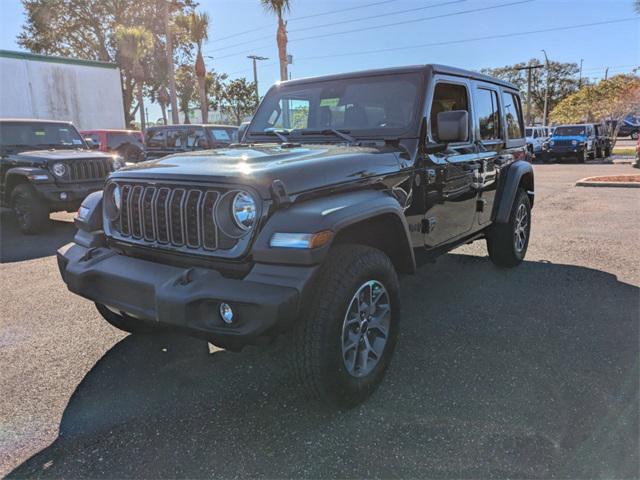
<box><xmin>421</xmin><ymin>217</ymin><xmax>437</xmax><ymax>234</ymax></box>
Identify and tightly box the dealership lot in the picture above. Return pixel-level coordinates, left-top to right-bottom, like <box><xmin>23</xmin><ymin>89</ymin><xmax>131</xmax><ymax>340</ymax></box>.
<box><xmin>0</xmin><ymin>163</ymin><xmax>638</xmax><ymax>478</ymax></box>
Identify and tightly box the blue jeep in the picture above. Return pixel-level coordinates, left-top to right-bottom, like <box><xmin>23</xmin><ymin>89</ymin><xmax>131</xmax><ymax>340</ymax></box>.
<box><xmin>547</xmin><ymin>124</ymin><xmax>597</xmax><ymax>163</ymax></box>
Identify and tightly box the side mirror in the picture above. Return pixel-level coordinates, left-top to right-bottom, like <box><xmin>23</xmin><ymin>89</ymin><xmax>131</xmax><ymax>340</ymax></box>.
<box><xmin>84</xmin><ymin>138</ymin><xmax>99</xmax><ymax>149</ymax></box>
<box><xmin>437</xmin><ymin>110</ymin><xmax>469</xmax><ymax>143</ymax></box>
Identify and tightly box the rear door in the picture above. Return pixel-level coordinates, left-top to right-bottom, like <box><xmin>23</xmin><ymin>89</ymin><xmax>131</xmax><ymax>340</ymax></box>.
<box><xmin>473</xmin><ymin>84</ymin><xmax>502</xmax><ymax>225</ymax></box>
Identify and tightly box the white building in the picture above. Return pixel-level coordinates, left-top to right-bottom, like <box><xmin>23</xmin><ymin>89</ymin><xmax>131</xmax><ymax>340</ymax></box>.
<box><xmin>0</xmin><ymin>49</ymin><xmax>125</xmax><ymax>130</ymax></box>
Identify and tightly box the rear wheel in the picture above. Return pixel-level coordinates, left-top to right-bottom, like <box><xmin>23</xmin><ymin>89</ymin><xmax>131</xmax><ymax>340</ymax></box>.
<box><xmin>487</xmin><ymin>188</ymin><xmax>531</xmax><ymax>268</ymax></box>
<box><xmin>11</xmin><ymin>183</ymin><xmax>50</xmax><ymax>234</ymax></box>
<box><xmin>95</xmin><ymin>303</ymin><xmax>163</xmax><ymax>334</ymax></box>
<box><xmin>293</xmin><ymin>244</ymin><xmax>400</xmax><ymax>407</ymax></box>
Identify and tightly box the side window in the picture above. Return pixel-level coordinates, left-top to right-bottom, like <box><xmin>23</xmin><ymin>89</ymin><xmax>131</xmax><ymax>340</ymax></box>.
<box><xmin>88</xmin><ymin>133</ymin><xmax>101</xmax><ymax>145</ymax></box>
<box><xmin>430</xmin><ymin>82</ymin><xmax>470</xmax><ymax>142</ymax></box>
<box><xmin>502</xmin><ymin>91</ymin><xmax>524</xmax><ymax>139</ymax></box>
<box><xmin>166</xmin><ymin>129</ymin><xmax>185</xmax><ymax>148</ymax></box>
<box><xmin>186</xmin><ymin>128</ymin><xmax>207</xmax><ymax>148</ymax></box>
<box><xmin>475</xmin><ymin>88</ymin><xmax>501</xmax><ymax>141</ymax></box>
<box><xmin>146</xmin><ymin>129</ymin><xmax>165</xmax><ymax>148</ymax></box>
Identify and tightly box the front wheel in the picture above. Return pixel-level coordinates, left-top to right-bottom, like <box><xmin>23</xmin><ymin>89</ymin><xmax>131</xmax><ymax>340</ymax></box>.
<box><xmin>577</xmin><ymin>150</ymin><xmax>586</xmax><ymax>163</ymax></box>
<box><xmin>486</xmin><ymin>189</ymin><xmax>531</xmax><ymax>268</ymax></box>
<box><xmin>293</xmin><ymin>245</ymin><xmax>400</xmax><ymax>407</ymax></box>
<box><xmin>11</xmin><ymin>183</ymin><xmax>50</xmax><ymax>234</ymax></box>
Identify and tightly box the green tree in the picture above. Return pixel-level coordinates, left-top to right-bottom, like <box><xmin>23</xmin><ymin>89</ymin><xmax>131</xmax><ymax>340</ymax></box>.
<box><xmin>17</xmin><ymin>0</ymin><xmax>196</xmax><ymax>126</ymax></box>
<box><xmin>482</xmin><ymin>59</ymin><xmax>581</xmax><ymax>123</ymax></box>
<box><xmin>260</xmin><ymin>0</ymin><xmax>291</xmax><ymax>81</ymax></box>
<box><xmin>206</xmin><ymin>71</ymin><xmax>229</xmax><ymax>114</ymax></box>
<box><xmin>175</xmin><ymin>64</ymin><xmax>196</xmax><ymax>124</ymax></box>
<box><xmin>116</xmin><ymin>26</ymin><xmax>153</xmax><ymax>131</ymax></box>
<box><xmin>177</xmin><ymin>11</ymin><xmax>211</xmax><ymax>123</ymax></box>
<box><xmin>550</xmin><ymin>74</ymin><xmax>640</xmax><ymax>145</ymax></box>
<box><xmin>222</xmin><ymin>78</ymin><xmax>258</xmax><ymax>125</ymax></box>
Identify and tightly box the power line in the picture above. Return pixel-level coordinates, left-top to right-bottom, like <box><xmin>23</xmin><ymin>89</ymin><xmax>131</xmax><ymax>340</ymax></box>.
<box><xmin>296</xmin><ymin>18</ymin><xmax>637</xmax><ymax>62</ymax></box>
<box><xmin>207</xmin><ymin>0</ymin><xmax>467</xmax><ymax>53</ymax></box>
<box><xmin>213</xmin><ymin>0</ymin><xmax>534</xmax><ymax>60</ymax></box>
<box><xmin>209</xmin><ymin>0</ymin><xmax>399</xmax><ymax>43</ymax></box>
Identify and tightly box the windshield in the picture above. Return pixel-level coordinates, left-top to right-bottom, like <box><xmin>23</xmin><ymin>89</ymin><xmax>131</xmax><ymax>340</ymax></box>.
<box><xmin>248</xmin><ymin>73</ymin><xmax>422</xmax><ymax>139</ymax></box>
<box><xmin>554</xmin><ymin>126</ymin><xmax>586</xmax><ymax>136</ymax></box>
<box><xmin>0</xmin><ymin>121</ymin><xmax>86</xmax><ymax>151</ymax></box>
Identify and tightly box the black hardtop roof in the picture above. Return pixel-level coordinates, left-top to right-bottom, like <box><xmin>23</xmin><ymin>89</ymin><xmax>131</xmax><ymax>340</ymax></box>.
<box><xmin>0</xmin><ymin>118</ymin><xmax>75</xmax><ymax>124</ymax></box>
<box><xmin>278</xmin><ymin>64</ymin><xmax>518</xmax><ymax>91</ymax></box>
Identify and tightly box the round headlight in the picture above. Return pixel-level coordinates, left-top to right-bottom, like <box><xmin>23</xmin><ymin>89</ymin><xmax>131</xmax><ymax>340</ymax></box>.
<box><xmin>52</xmin><ymin>162</ymin><xmax>67</xmax><ymax>177</ymax></box>
<box><xmin>112</xmin><ymin>156</ymin><xmax>125</xmax><ymax>170</ymax></box>
<box><xmin>571</xmin><ymin>140</ymin><xmax>578</xmax><ymax>146</ymax></box>
<box><xmin>232</xmin><ymin>191</ymin><xmax>256</xmax><ymax>230</ymax></box>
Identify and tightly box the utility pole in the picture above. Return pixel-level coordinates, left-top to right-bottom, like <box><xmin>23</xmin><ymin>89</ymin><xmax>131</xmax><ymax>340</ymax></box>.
<box><xmin>165</xmin><ymin>0</ymin><xmax>179</xmax><ymax>124</ymax></box>
<box><xmin>515</xmin><ymin>63</ymin><xmax>544</xmax><ymax>125</ymax></box>
<box><xmin>541</xmin><ymin>49</ymin><xmax>550</xmax><ymax>126</ymax></box>
<box><xmin>578</xmin><ymin>58</ymin><xmax>584</xmax><ymax>88</ymax></box>
<box><xmin>604</xmin><ymin>67</ymin><xmax>609</xmax><ymax>80</ymax></box>
<box><xmin>247</xmin><ymin>55</ymin><xmax>268</xmax><ymax>104</ymax></box>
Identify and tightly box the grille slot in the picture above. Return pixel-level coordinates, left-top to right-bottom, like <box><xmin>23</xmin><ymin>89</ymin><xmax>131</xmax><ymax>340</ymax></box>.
<box><xmin>111</xmin><ymin>182</ymin><xmax>224</xmax><ymax>252</ymax></box>
<box><xmin>552</xmin><ymin>139</ymin><xmax>574</xmax><ymax>147</ymax></box>
<box><xmin>67</xmin><ymin>158</ymin><xmax>114</xmax><ymax>181</ymax></box>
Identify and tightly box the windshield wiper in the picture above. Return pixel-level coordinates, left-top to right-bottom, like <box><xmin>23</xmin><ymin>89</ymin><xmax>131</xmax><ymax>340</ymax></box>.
<box><xmin>298</xmin><ymin>129</ymin><xmax>358</xmax><ymax>145</ymax></box>
<box><xmin>262</xmin><ymin>129</ymin><xmax>290</xmax><ymax>143</ymax></box>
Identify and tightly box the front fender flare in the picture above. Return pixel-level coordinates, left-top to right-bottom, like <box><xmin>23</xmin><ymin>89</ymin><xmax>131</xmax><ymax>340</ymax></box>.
<box><xmin>493</xmin><ymin>160</ymin><xmax>534</xmax><ymax>223</ymax></box>
<box><xmin>252</xmin><ymin>189</ymin><xmax>415</xmax><ymax>271</ymax></box>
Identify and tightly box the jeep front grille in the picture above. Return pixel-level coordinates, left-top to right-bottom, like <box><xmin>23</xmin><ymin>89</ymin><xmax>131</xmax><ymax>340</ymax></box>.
<box><xmin>68</xmin><ymin>158</ymin><xmax>115</xmax><ymax>181</ymax></box>
<box><xmin>551</xmin><ymin>139</ymin><xmax>574</xmax><ymax>147</ymax></box>
<box><xmin>116</xmin><ymin>183</ymin><xmax>219</xmax><ymax>251</ymax></box>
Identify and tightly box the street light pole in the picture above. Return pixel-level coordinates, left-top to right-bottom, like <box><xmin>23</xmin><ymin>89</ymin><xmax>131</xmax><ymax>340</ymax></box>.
<box><xmin>578</xmin><ymin>58</ymin><xmax>584</xmax><ymax>88</ymax></box>
<box><xmin>515</xmin><ymin>63</ymin><xmax>544</xmax><ymax>125</ymax></box>
<box><xmin>247</xmin><ymin>55</ymin><xmax>268</xmax><ymax>104</ymax></box>
<box><xmin>541</xmin><ymin>49</ymin><xmax>550</xmax><ymax>126</ymax></box>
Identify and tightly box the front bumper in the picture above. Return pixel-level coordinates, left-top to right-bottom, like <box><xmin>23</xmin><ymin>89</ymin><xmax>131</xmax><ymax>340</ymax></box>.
<box><xmin>37</xmin><ymin>181</ymin><xmax>104</xmax><ymax>207</ymax></box>
<box><xmin>57</xmin><ymin>243</ymin><xmax>316</xmax><ymax>346</ymax></box>
<box><xmin>548</xmin><ymin>145</ymin><xmax>583</xmax><ymax>156</ymax></box>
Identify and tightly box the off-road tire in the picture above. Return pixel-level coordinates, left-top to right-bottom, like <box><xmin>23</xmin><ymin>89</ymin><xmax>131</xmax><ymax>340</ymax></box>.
<box><xmin>293</xmin><ymin>244</ymin><xmax>400</xmax><ymax>408</ymax></box>
<box><xmin>577</xmin><ymin>150</ymin><xmax>586</xmax><ymax>163</ymax></box>
<box><xmin>95</xmin><ymin>303</ymin><xmax>163</xmax><ymax>334</ymax></box>
<box><xmin>487</xmin><ymin>188</ymin><xmax>531</xmax><ymax>268</ymax></box>
<box><xmin>10</xmin><ymin>183</ymin><xmax>50</xmax><ymax>234</ymax></box>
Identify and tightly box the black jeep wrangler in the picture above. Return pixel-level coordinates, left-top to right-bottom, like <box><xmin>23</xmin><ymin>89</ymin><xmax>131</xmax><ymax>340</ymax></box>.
<box><xmin>1</xmin><ymin>119</ymin><xmax>123</xmax><ymax>233</ymax></box>
<box><xmin>57</xmin><ymin>65</ymin><xmax>534</xmax><ymax>406</ymax></box>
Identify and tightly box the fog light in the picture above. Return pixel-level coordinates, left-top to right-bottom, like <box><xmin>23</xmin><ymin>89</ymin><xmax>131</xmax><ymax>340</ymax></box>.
<box><xmin>219</xmin><ymin>302</ymin><xmax>234</xmax><ymax>324</ymax></box>
<box><xmin>59</xmin><ymin>192</ymin><xmax>68</xmax><ymax>200</ymax></box>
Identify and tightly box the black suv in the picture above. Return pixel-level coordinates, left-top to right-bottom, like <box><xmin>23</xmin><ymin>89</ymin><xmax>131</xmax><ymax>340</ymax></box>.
<box><xmin>144</xmin><ymin>124</ymin><xmax>239</xmax><ymax>160</ymax></box>
<box><xmin>58</xmin><ymin>65</ymin><xmax>534</xmax><ymax>406</ymax></box>
<box><xmin>0</xmin><ymin>119</ymin><xmax>123</xmax><ymax>233</ymax></box>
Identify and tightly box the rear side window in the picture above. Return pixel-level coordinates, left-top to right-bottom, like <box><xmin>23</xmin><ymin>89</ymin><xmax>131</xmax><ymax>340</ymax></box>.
<box><xmin>502</xmin><ymin>92</ymin><xmax>524</xmax><ymax>139</ymax></box>
<box><xmin>475</xmin><ymin>88</ymin><xmax>501</xmax><ymax>141</ymax></box>
<box><xmin>146</xmin><ymin>129</ymin><xmax>165</xmax><ymax>148</ymax></box>
<box><xmin>186</xmin><ymin>128</ymin><xmax>207</xmax><ymax>147</ymax></box>
<box><xmin>166</xmin><ymin>129</ymin><xmax>186</xmax><ymax>148</ymax></box>
<box><xmin>430</xmin><ymin>82</ymin><xmax>470</xmax><ymax>142</ymax></box>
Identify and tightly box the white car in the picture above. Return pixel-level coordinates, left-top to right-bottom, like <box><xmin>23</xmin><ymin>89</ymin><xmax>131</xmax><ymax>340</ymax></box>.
<box><xmin>525</xmin><ymin>126</ymin><xmax>548</xmax><ymax>155</ymax></box>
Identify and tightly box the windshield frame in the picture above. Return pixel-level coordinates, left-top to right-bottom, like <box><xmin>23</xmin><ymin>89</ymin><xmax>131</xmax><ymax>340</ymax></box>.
<box><xmin>246</xmin><ymin>71</ymin><xmax>426</xmax><ymax>142</ymax></box>
<box><xmin>0</xmin><ymin>121</ymin><xmax>88</xmax><ymax>152</ymax></box>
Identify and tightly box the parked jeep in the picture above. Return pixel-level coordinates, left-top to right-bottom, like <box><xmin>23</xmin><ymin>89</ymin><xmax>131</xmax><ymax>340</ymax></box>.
<box><xmin>547</xmin><ymin>124</ymin><xmax>598</xmax><ymax>162</ymax></box>
<box><xmin>57</xmin><ymin>65</ymin><xmax>534</xmax><ymax>406</ymax></box>
<box><xmin>0</xmin><ymin>119</ymin><xmax>123</xmax><ymax>233</ymax></box>
<box><xmin>525</xmin><ymin>125</ymin><xmax>548</xmax><ymax>160</ymax></box>
<box><xmin>144</xmin><ymin>124</ymin><xmax>239</xmax><ymax>160</ymax></box>
<box><xmin>593</xmin><ymin>123</ymin><xmax>612</xmax><ymax>159</ymax></box>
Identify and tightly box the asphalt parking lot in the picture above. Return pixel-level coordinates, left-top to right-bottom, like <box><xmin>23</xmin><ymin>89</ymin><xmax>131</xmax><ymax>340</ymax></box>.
<box><xmin>1</xmin><ymin>163</ymin><xmax>638</xmax><ymax>479</ymax></box>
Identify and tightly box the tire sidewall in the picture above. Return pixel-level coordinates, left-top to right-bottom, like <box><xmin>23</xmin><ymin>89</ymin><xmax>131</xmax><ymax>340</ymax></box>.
<box><xmin>510</xmin><ymin>190</ymin><xmax>531</xmax><ymax>262</ymax></box>
<box><xmin>11</xmin><ymin>184</ymin><xmax>48</xmax><ymax>234</ymax></box>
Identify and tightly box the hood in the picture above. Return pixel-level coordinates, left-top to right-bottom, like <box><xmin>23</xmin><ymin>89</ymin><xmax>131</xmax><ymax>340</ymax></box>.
<box><xmin>111</xmin><ymin>143</ymin><xmax>403</xmax><ymax>198</ymax></box>
<box><xmin>11</xmin><ymin>149</ymin><xmax>115</xmax><ymax>162</ymax></box>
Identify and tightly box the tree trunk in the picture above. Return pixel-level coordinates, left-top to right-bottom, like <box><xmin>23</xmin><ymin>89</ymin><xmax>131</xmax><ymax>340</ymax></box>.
<box><xmin>137</xmin><ymin>82</ymin><xmax>146</xmax><ymax>131</ymax></box>
<box><xmin>165</xmin><ymin>1</ymin><xmax>179</xmax><ymax>124</ymax></box>
<box><xmin>160</xmin><ymin>102</ymin><xmax>167</xmax><ymax>125</ymax></box>
<box><xmin>195</xmin><ymin>51</ymin><xmax>208</xmax><ymax>124</ymax></box>
<box><xmin>276</xmin><ymin>15</ymin><xmax>288</xmax><ymax>81</ymax></box>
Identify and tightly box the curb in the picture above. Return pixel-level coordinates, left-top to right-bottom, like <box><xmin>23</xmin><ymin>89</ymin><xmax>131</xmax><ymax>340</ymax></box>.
<box><xmin>576</xmin><ymin>178</ymin><xmax>640</xmax><ymax>188</ymax></box>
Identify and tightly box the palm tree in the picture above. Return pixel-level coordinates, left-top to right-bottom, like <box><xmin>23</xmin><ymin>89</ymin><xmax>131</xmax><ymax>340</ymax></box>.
<box><xmin>261</xmin><ymin>0</ymin><xmax>291</xmax><ymax>81</ymax></box>
<box><xmin>179</xmin><ymin>12</ymin><xmax>210</xmax><ymax>123</ymax></box>
<box><xmin>116</xmin><ymin>26</ymin><xmax>153</xmax><ymax>131</ymax></box>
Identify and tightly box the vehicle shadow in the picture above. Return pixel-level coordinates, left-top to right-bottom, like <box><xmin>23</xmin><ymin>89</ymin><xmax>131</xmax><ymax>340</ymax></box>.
<box><xmin>8</xmin><ymin>254</ymin><xmax>639</xmax><ymax>479</ymax></box>
<box><xmin>0</xmin><ymin>209</ymin><xmax>76</xmax><ymax>263</ymax></box>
